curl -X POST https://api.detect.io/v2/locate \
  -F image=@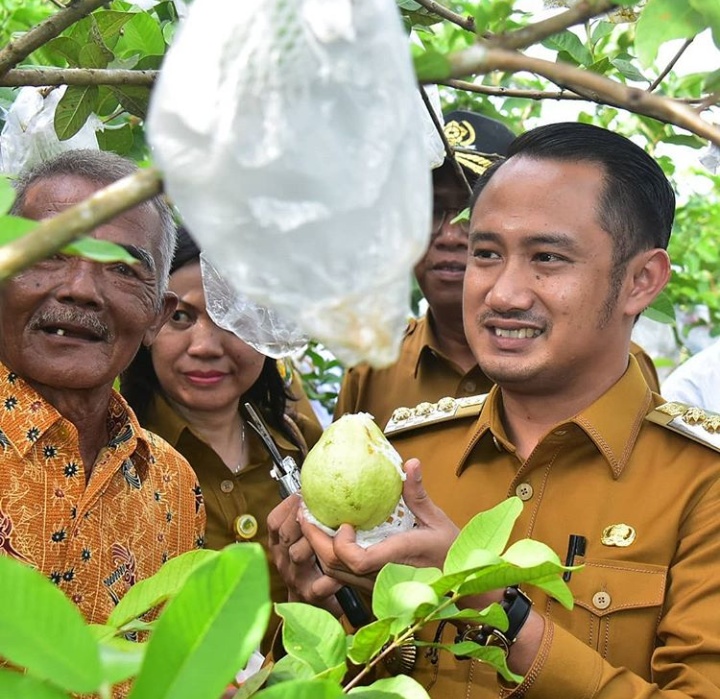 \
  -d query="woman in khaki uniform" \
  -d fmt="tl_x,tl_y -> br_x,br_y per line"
121,229 -> 322,651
